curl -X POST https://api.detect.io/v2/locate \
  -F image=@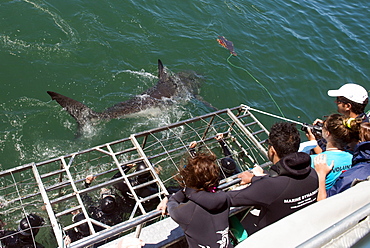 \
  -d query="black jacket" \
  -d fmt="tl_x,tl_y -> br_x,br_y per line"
168,190 -> 233,248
